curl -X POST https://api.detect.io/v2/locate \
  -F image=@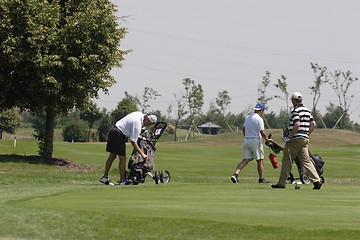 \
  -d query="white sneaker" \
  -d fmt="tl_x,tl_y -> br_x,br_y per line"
119,180 -> 133,185
100,177 -> 114,186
